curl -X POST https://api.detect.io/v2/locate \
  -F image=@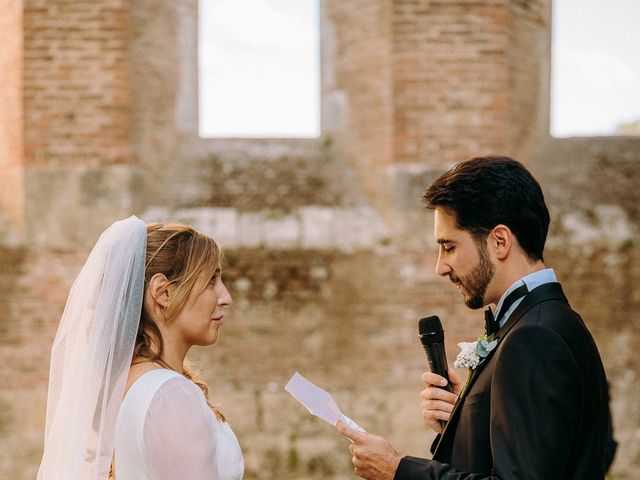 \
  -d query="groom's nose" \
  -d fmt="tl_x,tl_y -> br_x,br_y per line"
435,252 -> 451,277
